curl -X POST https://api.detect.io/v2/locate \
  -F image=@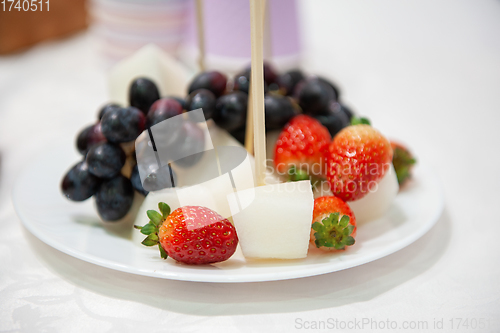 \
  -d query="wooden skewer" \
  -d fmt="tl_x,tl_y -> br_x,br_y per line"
263,0 -> 273,60
195,0 -> 205,71
246,0 -> 269,155
249,0 -> 267,186
244,86 -> 254,154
